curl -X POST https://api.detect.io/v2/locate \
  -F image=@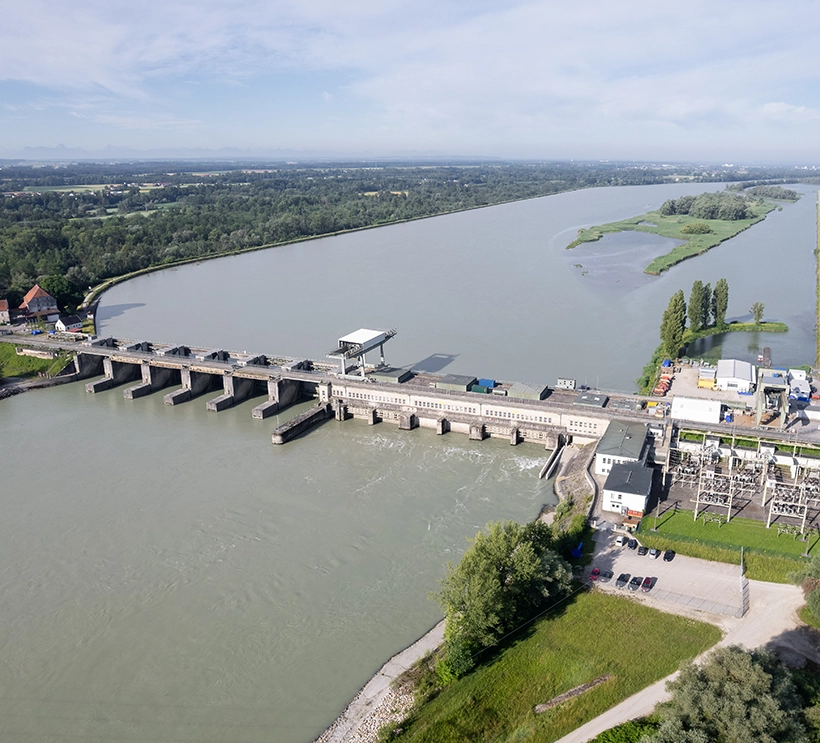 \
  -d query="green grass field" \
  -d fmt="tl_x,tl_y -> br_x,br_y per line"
566,201 -> 776,275
0,342 -> 70,379
638,509 -> 815,582
393,591 -> 720,743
